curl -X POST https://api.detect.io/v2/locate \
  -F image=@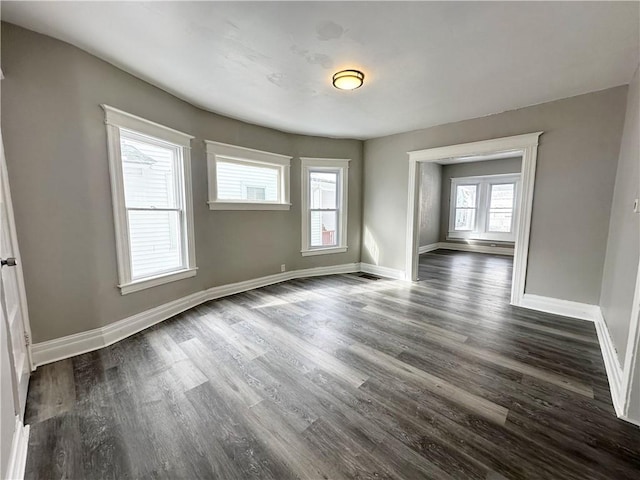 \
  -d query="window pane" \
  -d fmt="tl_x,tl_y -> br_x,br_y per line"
246,186 -> 266,200
217,161 -> 279,201
310,171 -> 337,209
456,185 -> 477,208
121,134 -> 178,209
310,211 -> 338,247
454,208 -> 475,231
488,212 -> 513,232
128,210 -> 182,279
490,183 -> 514,209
